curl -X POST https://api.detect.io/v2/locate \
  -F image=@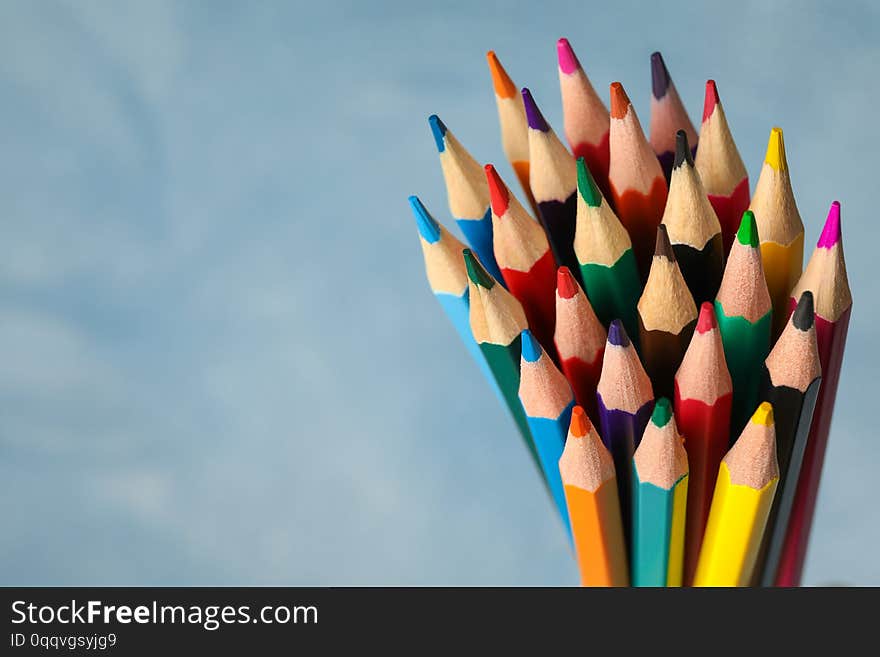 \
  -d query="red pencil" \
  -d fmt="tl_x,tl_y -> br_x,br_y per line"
608,81 -> 668,278
557,37 -> 611,200
674,301 -> 732,586
554,266 -> 606,424
486,163 -> 558,358
775,201 -> 852,586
